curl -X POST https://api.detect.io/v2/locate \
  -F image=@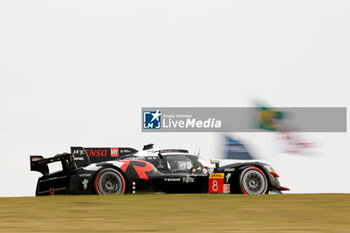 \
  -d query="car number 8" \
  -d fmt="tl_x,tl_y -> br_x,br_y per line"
212,180 -> 219,191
